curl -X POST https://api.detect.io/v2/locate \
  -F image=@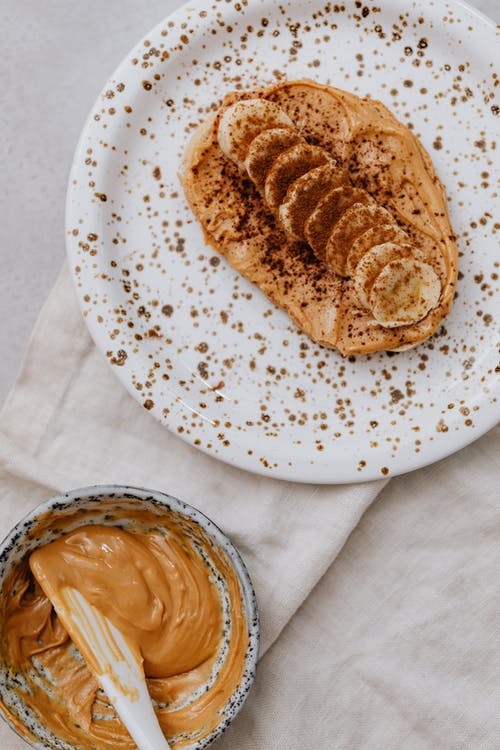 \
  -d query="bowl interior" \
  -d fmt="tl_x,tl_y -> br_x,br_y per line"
0,487 -> 259,750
